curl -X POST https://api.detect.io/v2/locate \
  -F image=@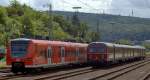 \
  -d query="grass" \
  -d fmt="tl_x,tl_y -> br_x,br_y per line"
0,57 -> 6,69
0,61 -> 6,69
146,52 -> 150,57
